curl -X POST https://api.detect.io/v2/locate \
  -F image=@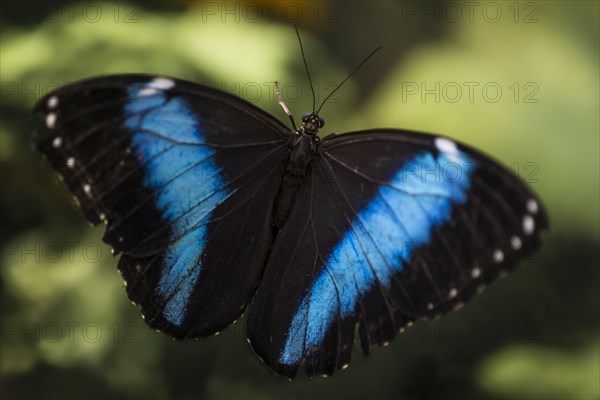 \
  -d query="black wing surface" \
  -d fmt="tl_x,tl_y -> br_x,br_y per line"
34,75 -> 292,337
248,129 -> 548,378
